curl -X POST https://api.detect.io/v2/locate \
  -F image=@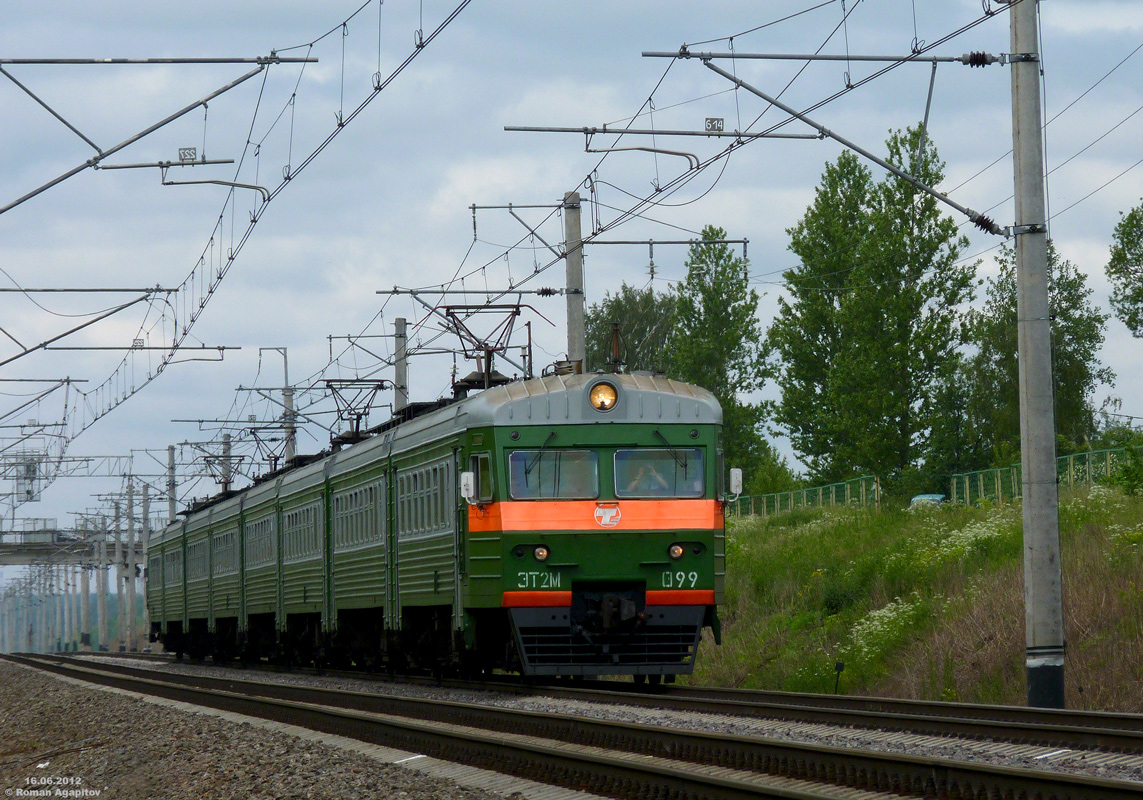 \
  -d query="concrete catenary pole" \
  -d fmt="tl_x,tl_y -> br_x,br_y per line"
168,445 -> 178,526
221,434 -> 232,493
36,569 -> 43,652
114,502 -> 125,651
63,563 -> 73,651
394,317 -> 408,413
562,191 -> 585,371
98,517 -> 109,651
80,560 -> 91,652
141,483 -> 151,650
25,587 -> 32,652
26,582 -> 34,652
34,570 -> 41,652
70,564 -> 79,650
39,568 -> 48,652
1010,0 -> 1065,708
126,479 -> 137,652
54,565 -> 63,651
18,589 -> 26,652
72,565 -> 81,650
282,351 -> 296,465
